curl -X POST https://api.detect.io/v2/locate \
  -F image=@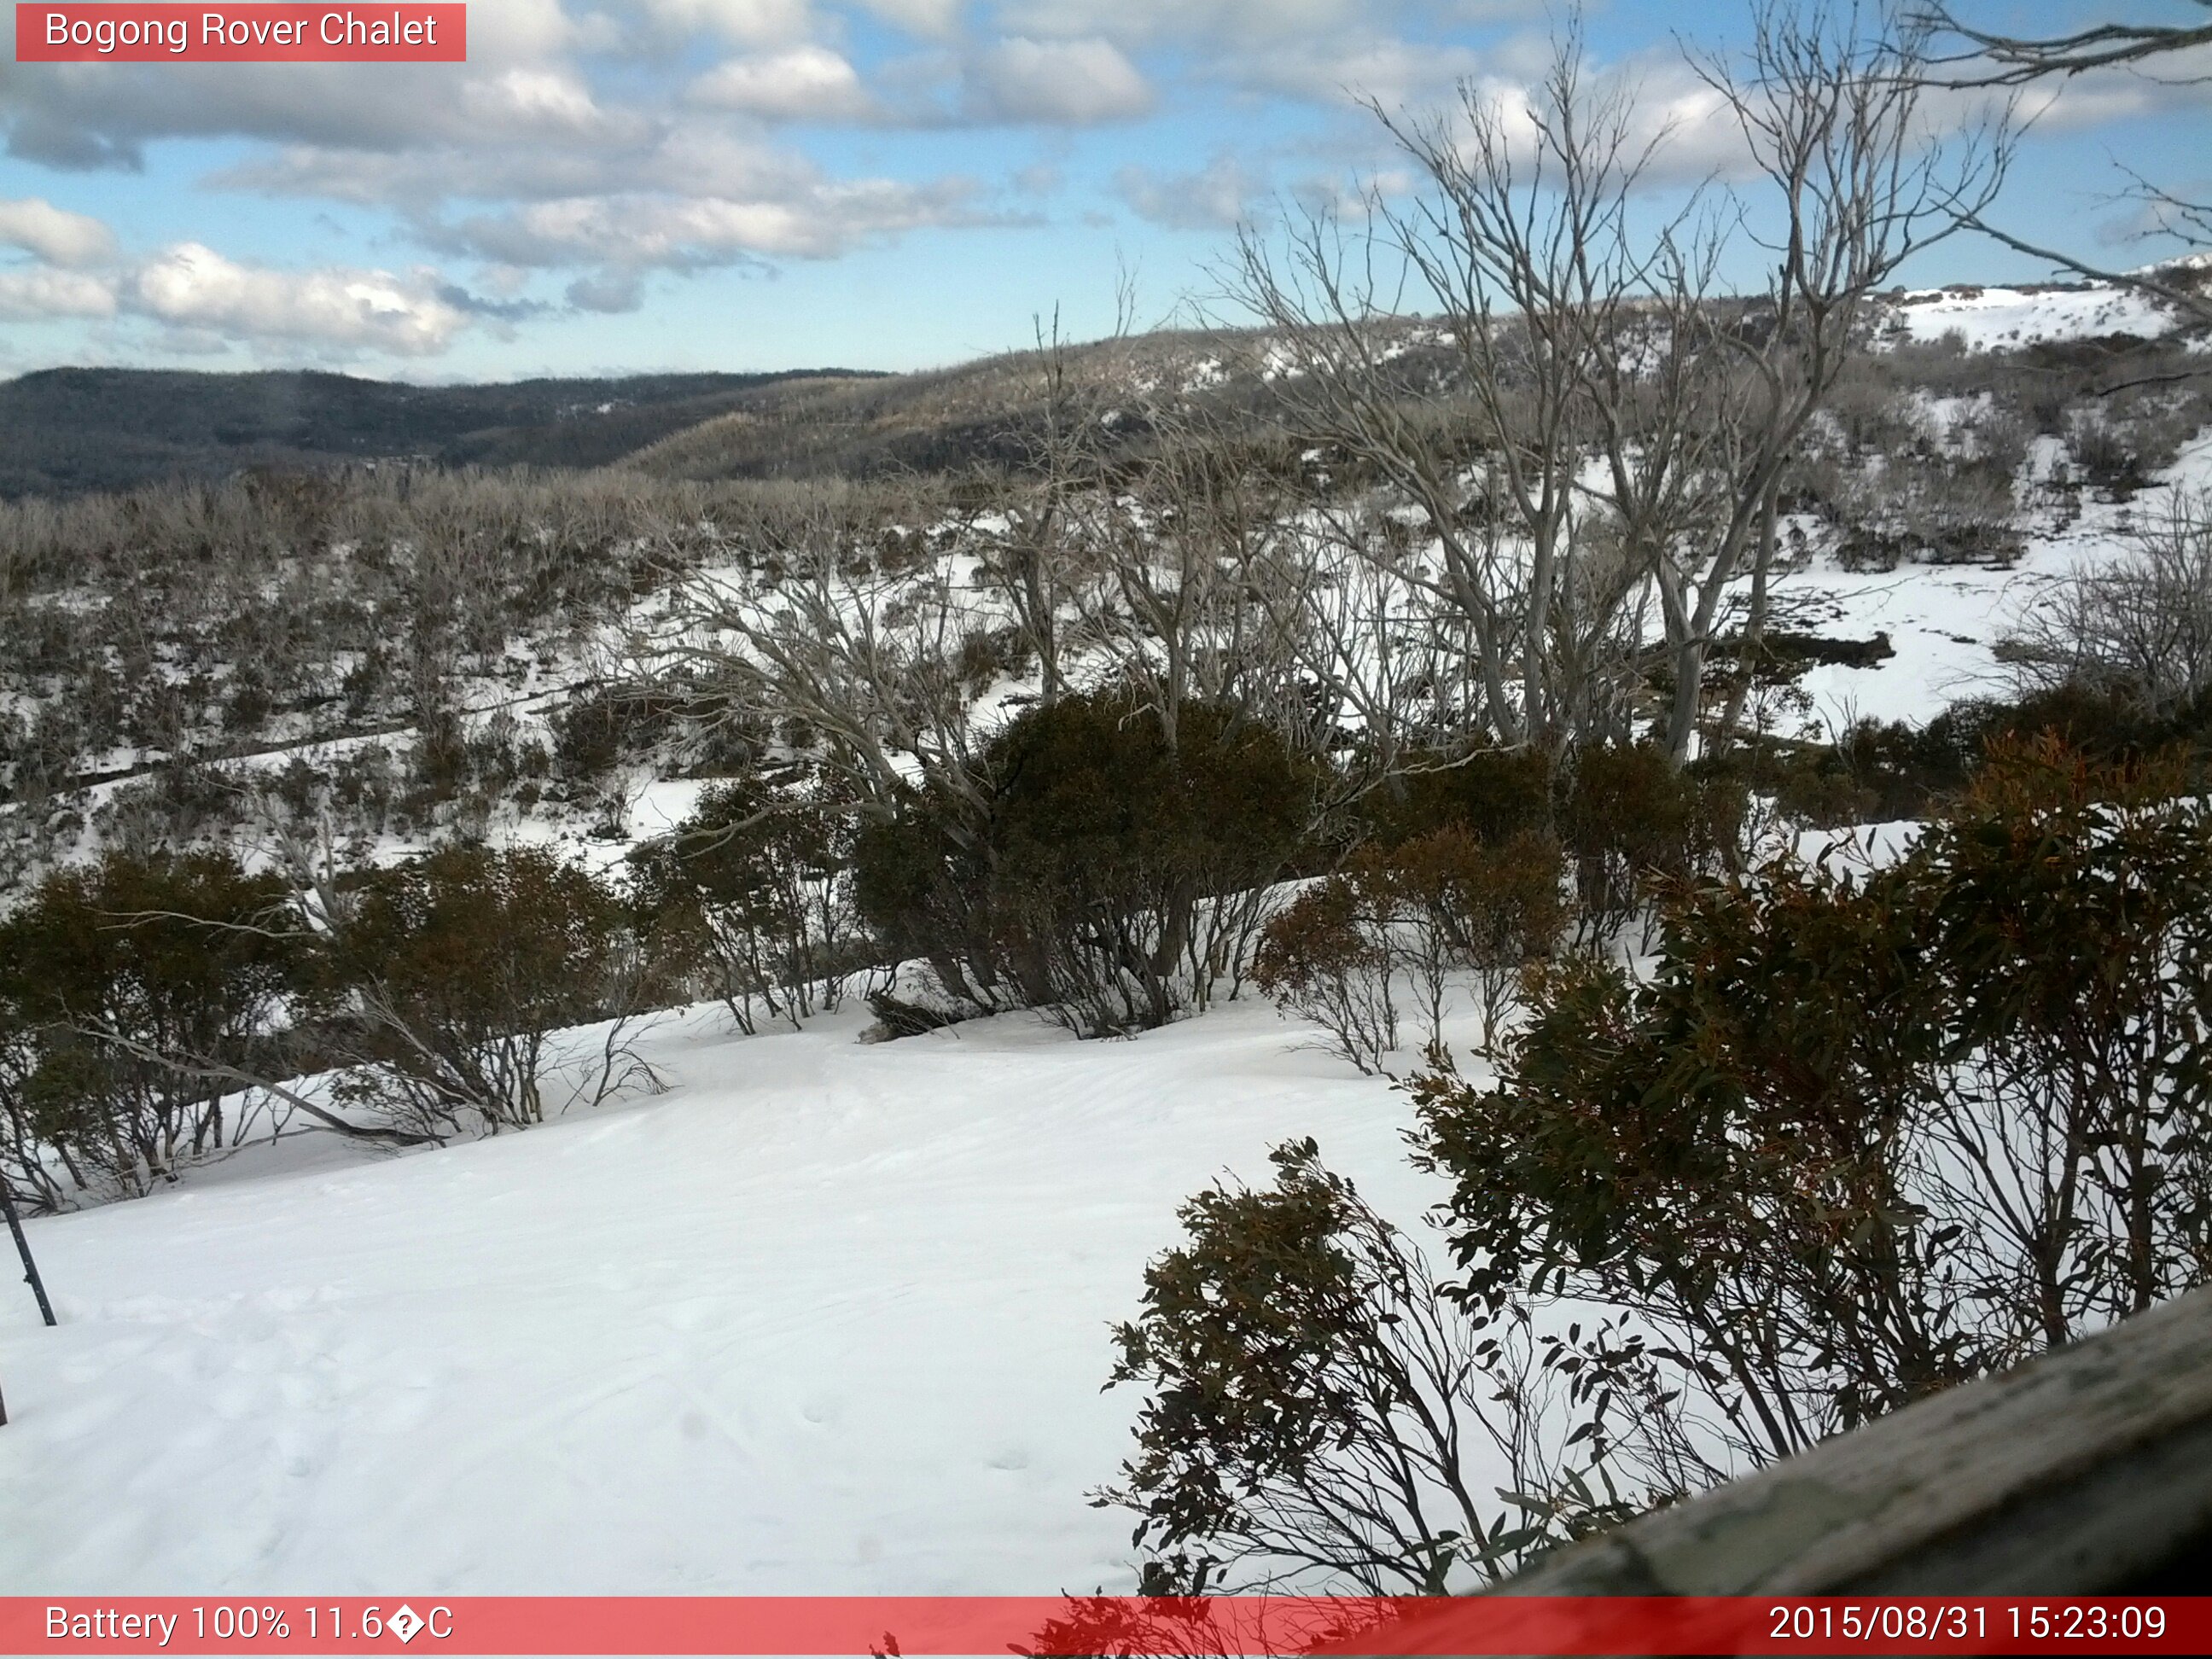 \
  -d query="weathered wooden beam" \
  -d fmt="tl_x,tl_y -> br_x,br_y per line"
1478,1284 -> 2212,1597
